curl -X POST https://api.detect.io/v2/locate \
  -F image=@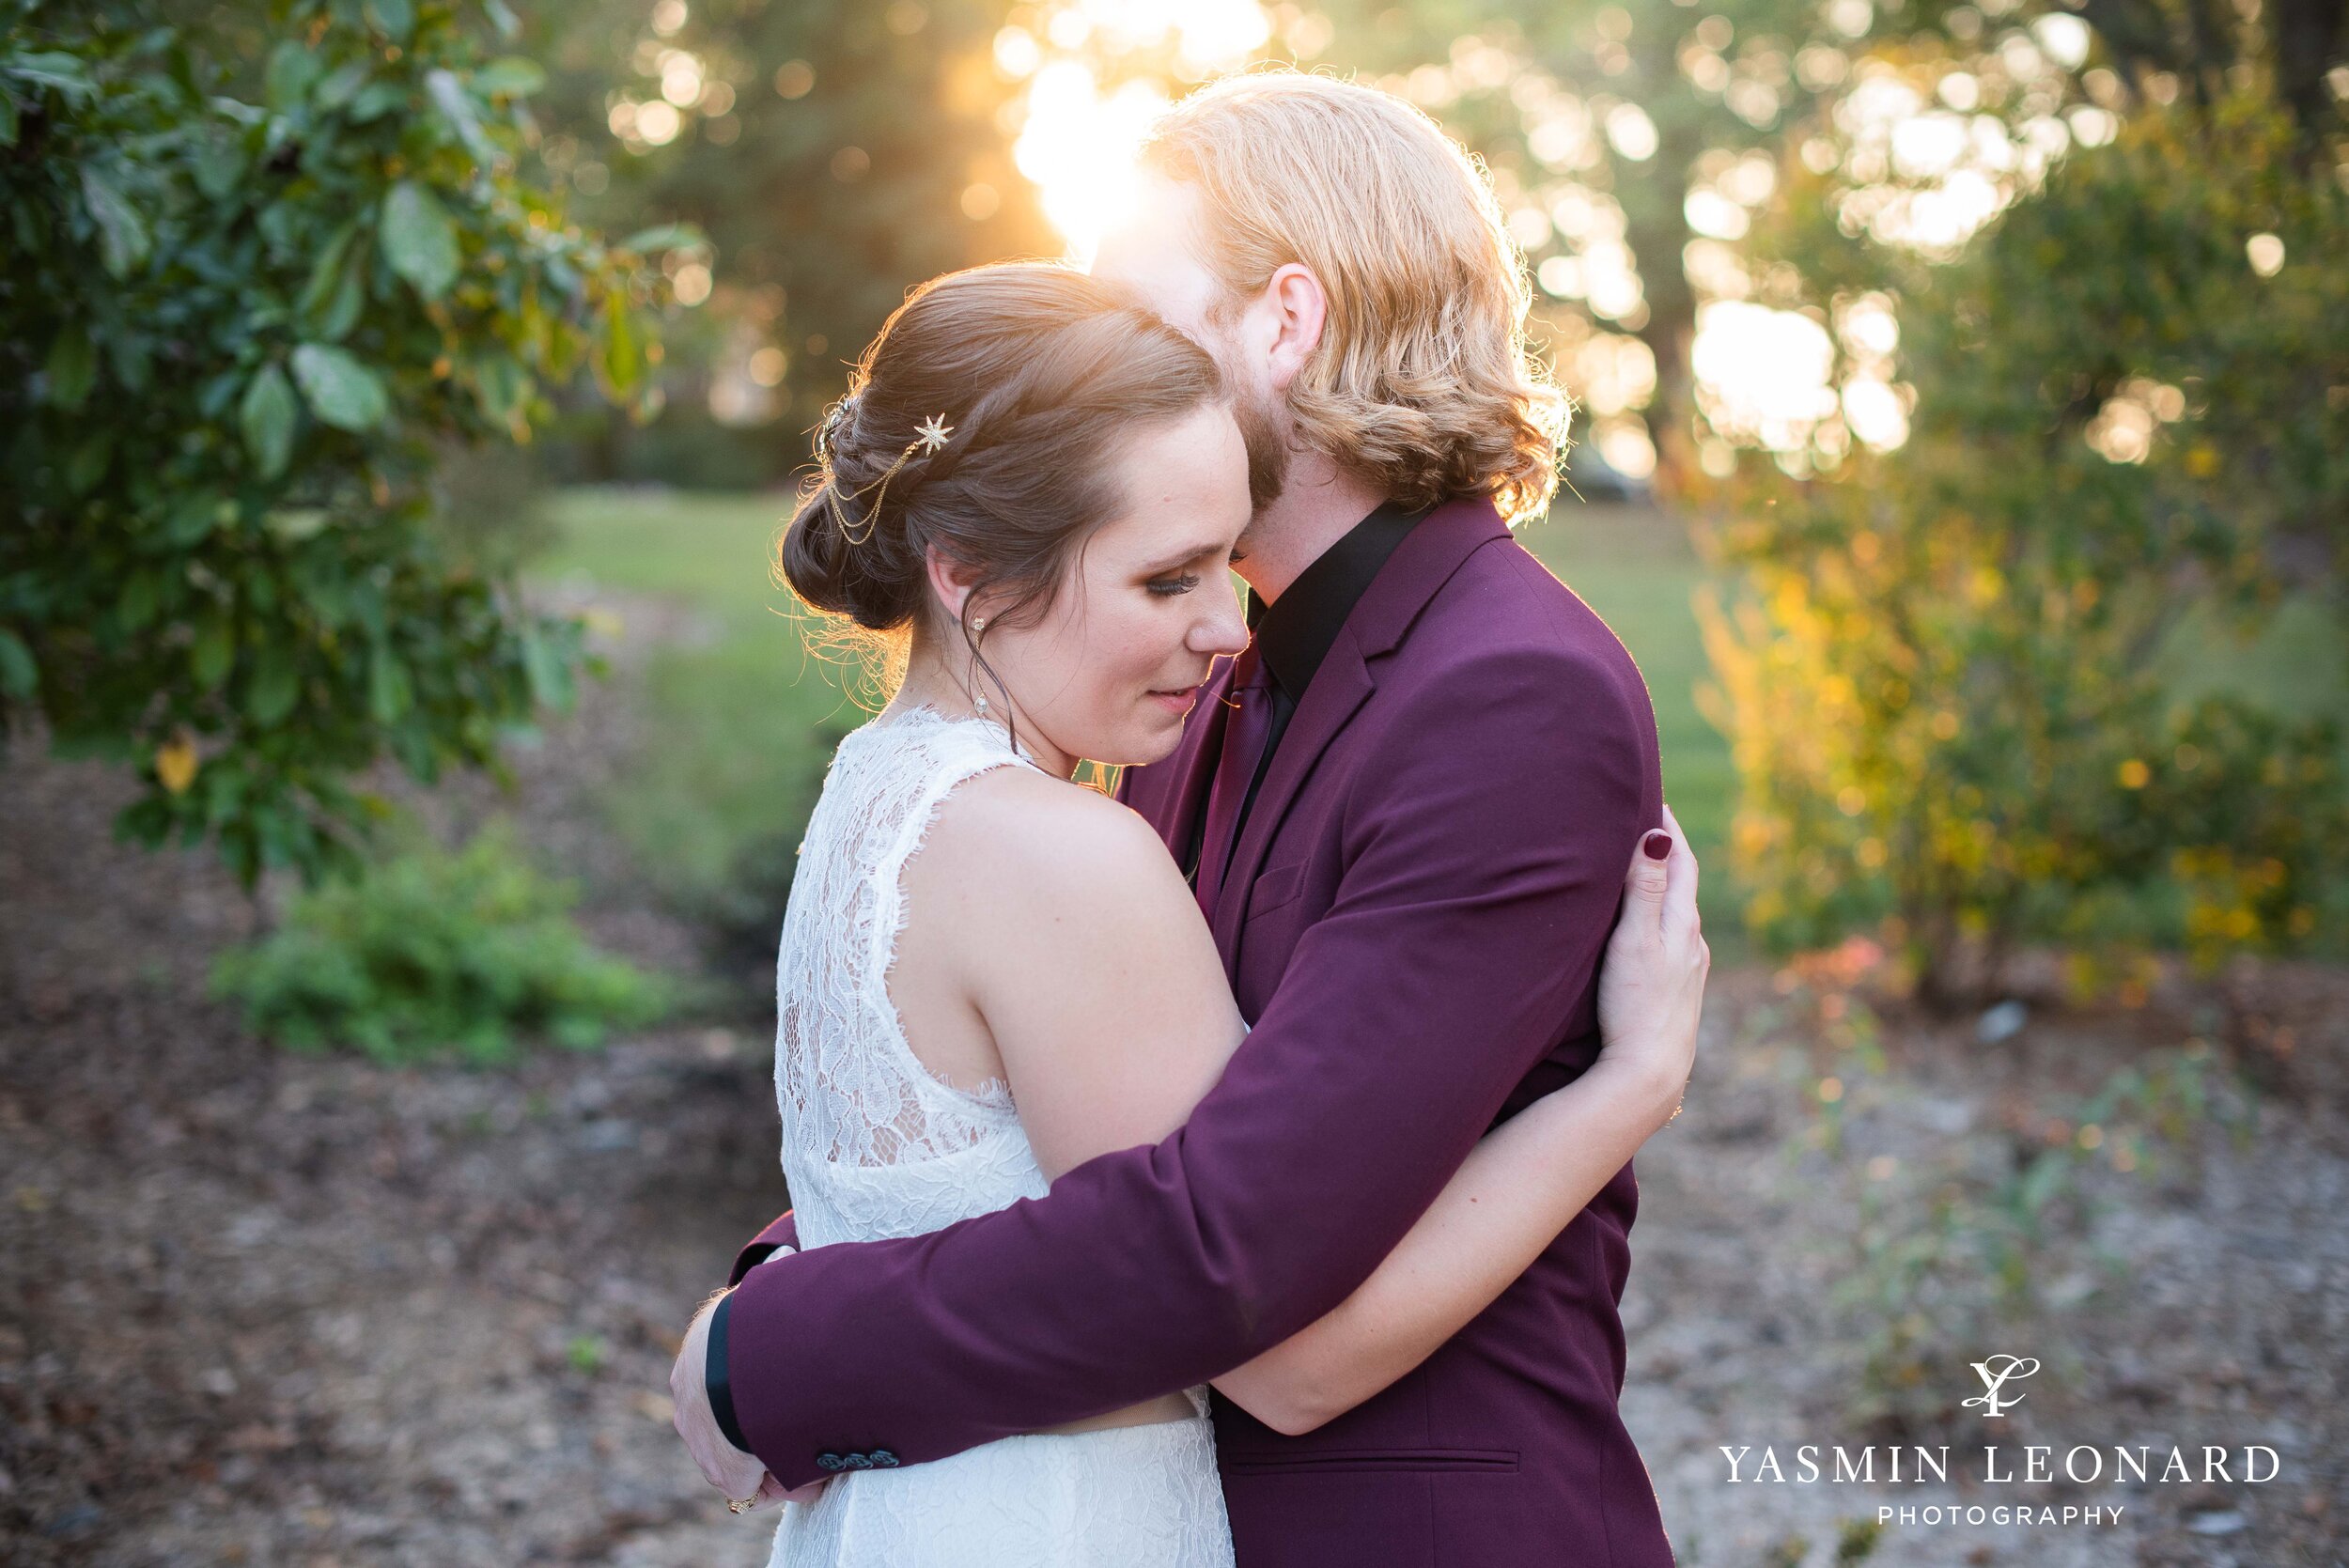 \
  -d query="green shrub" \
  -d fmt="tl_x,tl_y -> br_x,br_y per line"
211,822 -> 668,1064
